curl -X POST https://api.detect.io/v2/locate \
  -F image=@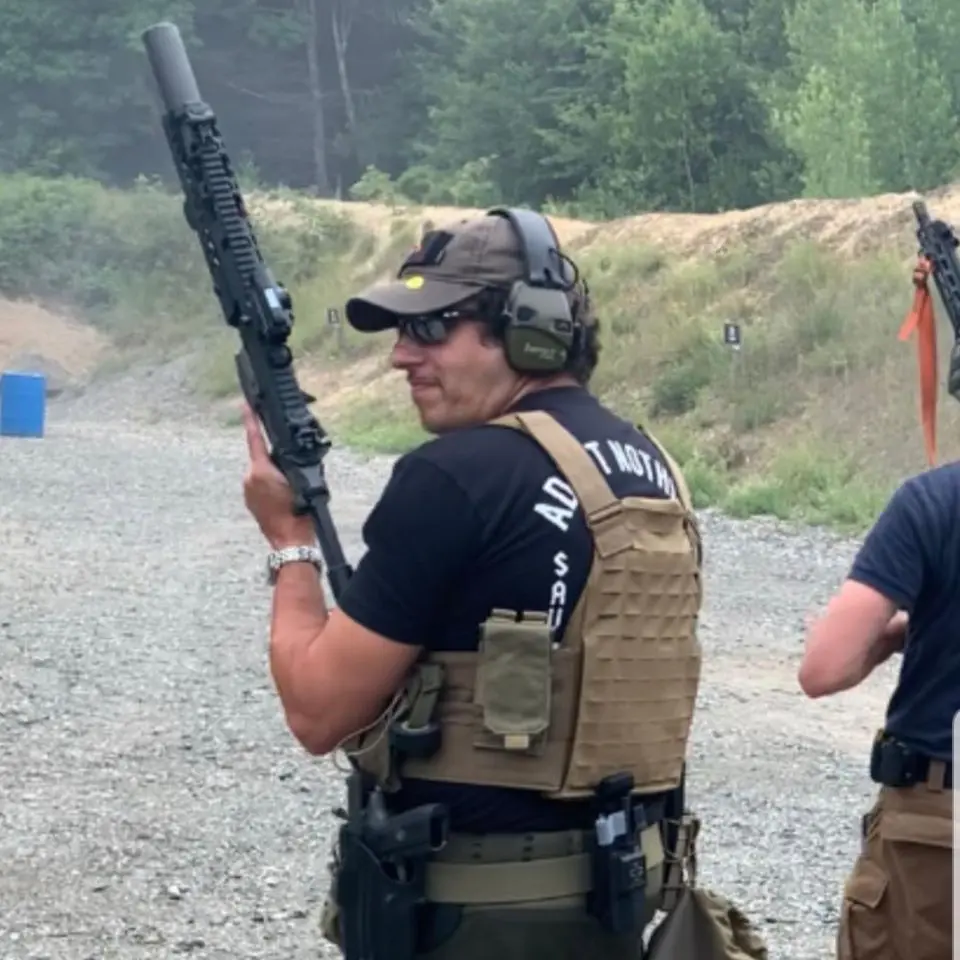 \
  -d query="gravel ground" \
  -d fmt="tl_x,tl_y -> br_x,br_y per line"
1,359 -> 900,960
